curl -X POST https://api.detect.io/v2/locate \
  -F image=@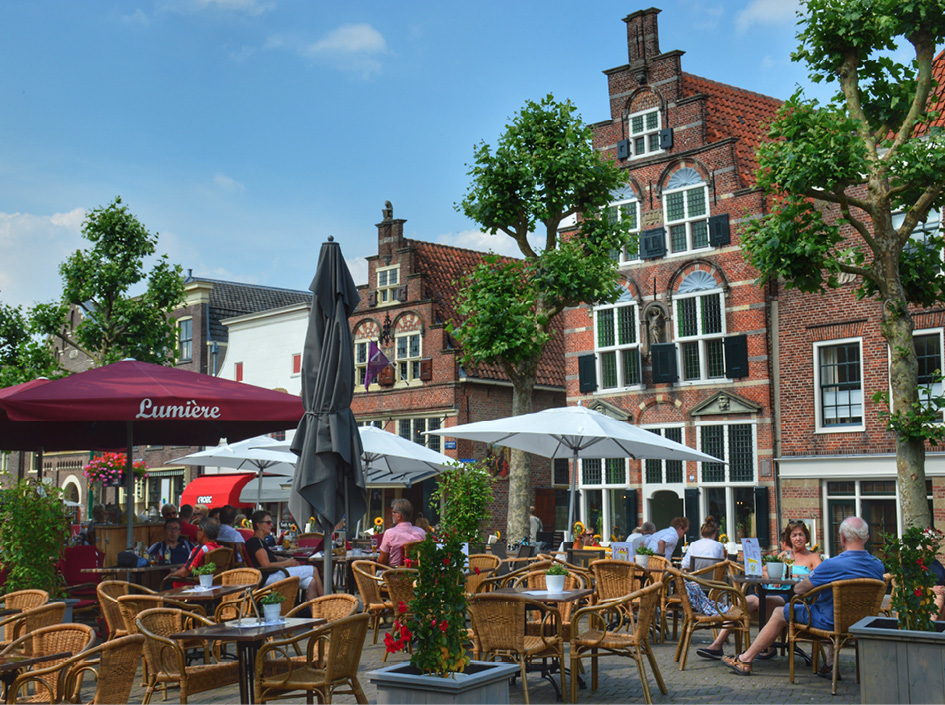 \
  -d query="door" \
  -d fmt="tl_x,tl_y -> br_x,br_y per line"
649,490 -> 683,531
